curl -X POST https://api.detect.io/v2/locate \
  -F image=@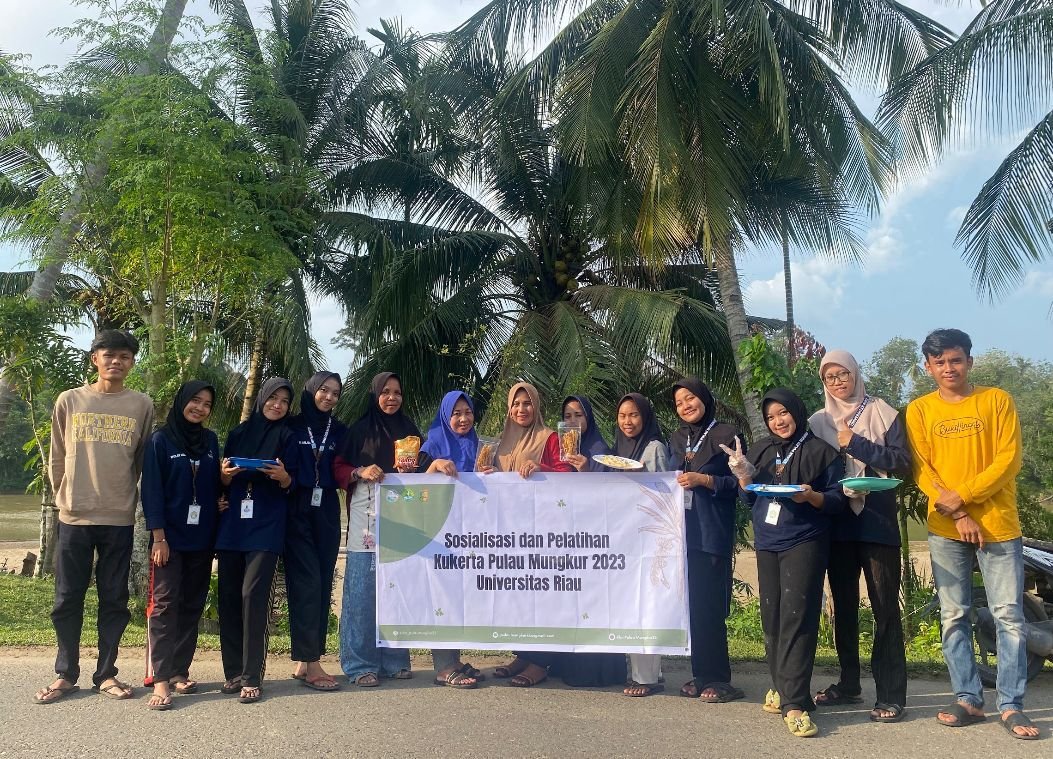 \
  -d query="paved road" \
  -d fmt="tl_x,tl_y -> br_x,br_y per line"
1,649 -> 1050,757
